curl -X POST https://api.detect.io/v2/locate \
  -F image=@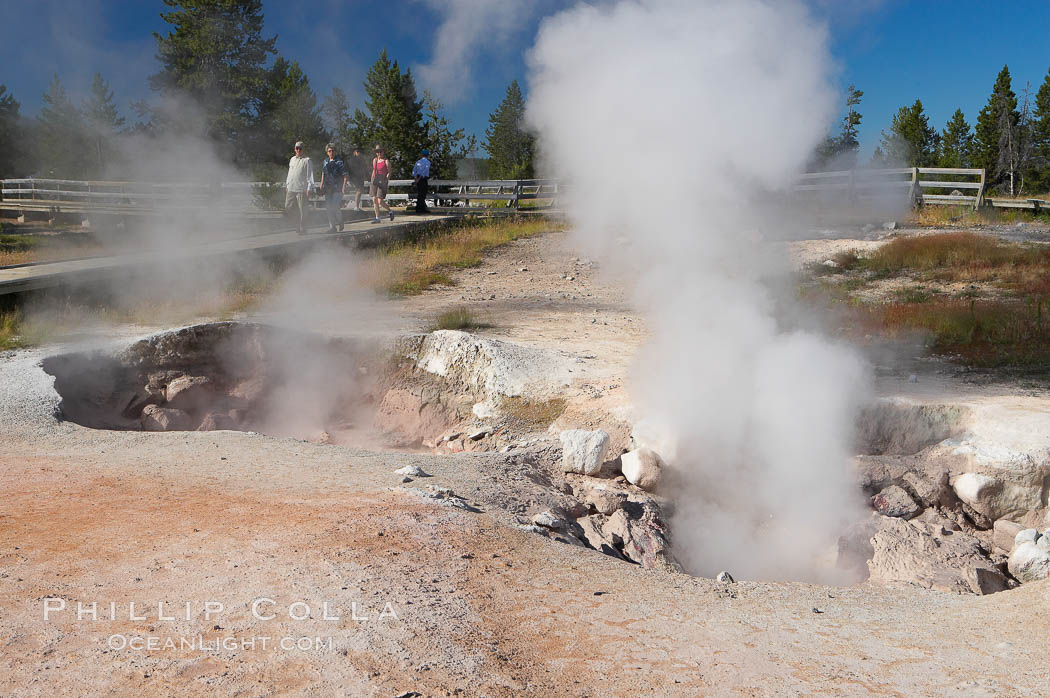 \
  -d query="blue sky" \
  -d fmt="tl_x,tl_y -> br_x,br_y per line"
1,0 -> 1048,159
